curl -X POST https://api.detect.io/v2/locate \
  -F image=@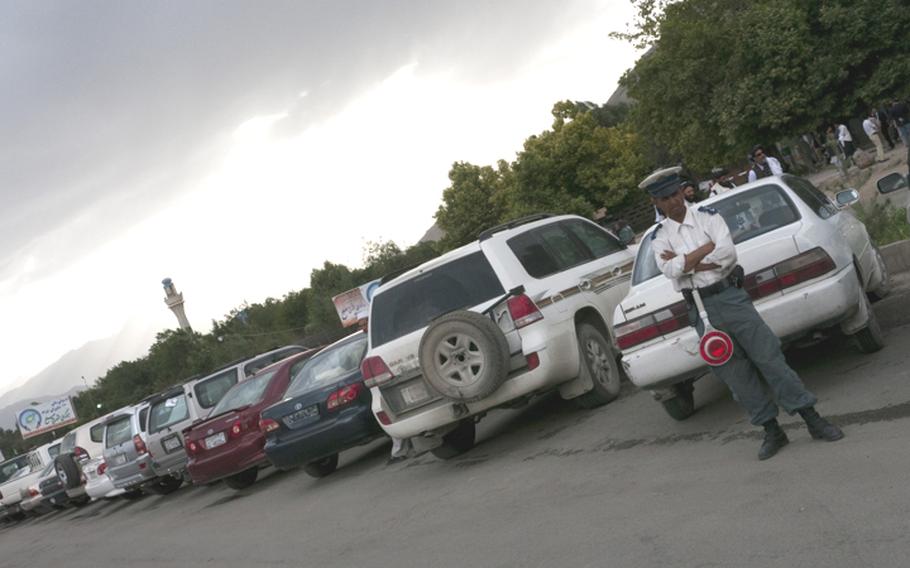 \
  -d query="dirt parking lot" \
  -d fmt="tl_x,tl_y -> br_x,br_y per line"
2,274 -> 910,568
